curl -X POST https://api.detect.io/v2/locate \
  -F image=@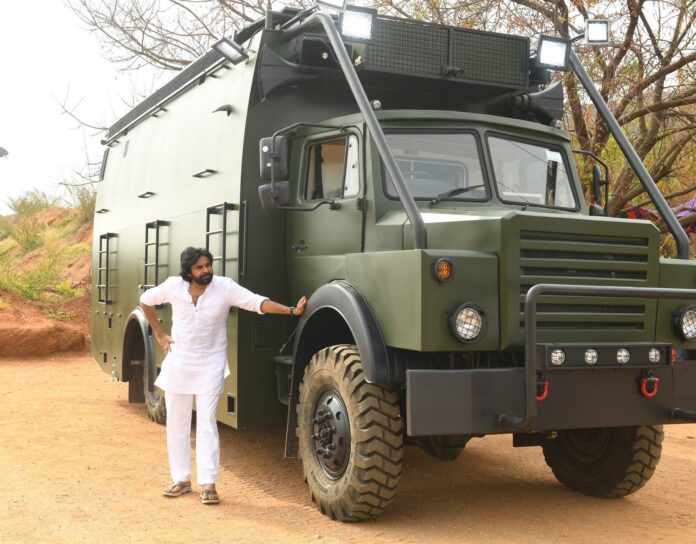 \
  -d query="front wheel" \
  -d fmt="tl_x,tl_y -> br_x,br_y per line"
297,345 -> 404,521
542,425 -> 663,498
